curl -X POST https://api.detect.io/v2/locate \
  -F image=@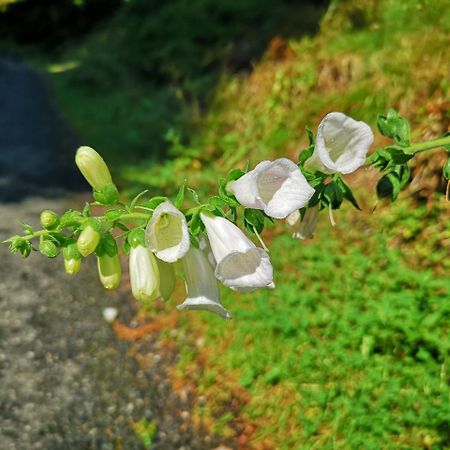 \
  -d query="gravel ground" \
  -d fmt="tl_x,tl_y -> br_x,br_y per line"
0,198 -> 230,449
